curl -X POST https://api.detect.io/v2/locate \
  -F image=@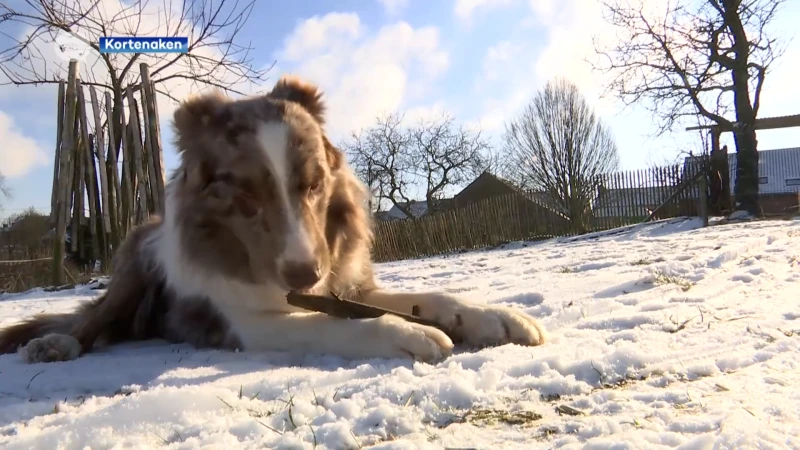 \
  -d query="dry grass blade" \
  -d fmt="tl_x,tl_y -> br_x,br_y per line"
555,404 -> 586,416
